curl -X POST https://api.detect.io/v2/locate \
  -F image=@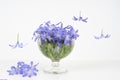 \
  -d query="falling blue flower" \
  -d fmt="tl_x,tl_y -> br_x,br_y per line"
94,29 -> 111,39
7,61 -> 39,78
73,11 -> 88,23
9,41 -> 24,48
9,33 -> 27,48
